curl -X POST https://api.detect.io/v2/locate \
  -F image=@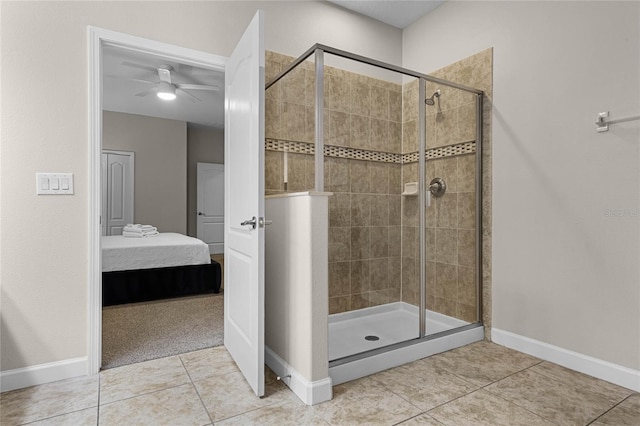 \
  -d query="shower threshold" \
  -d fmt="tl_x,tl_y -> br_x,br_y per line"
328,302 -> 483,385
